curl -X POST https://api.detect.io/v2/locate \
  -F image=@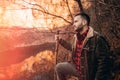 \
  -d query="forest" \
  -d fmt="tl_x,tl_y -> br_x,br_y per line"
0,0 -> 120,80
